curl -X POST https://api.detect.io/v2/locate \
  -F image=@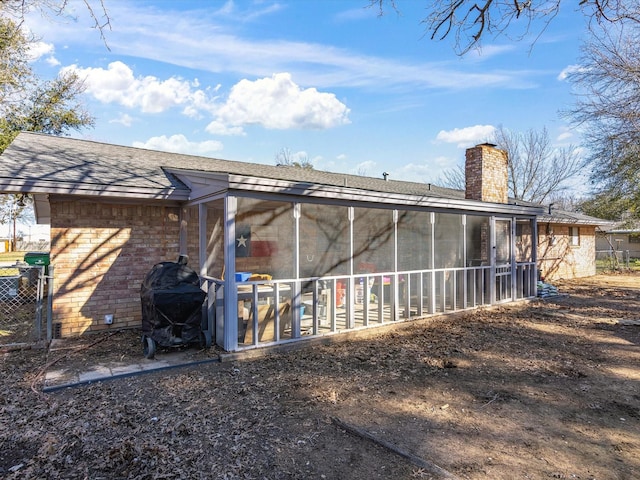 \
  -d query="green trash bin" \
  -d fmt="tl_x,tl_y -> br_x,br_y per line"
23,252 -> 50,274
